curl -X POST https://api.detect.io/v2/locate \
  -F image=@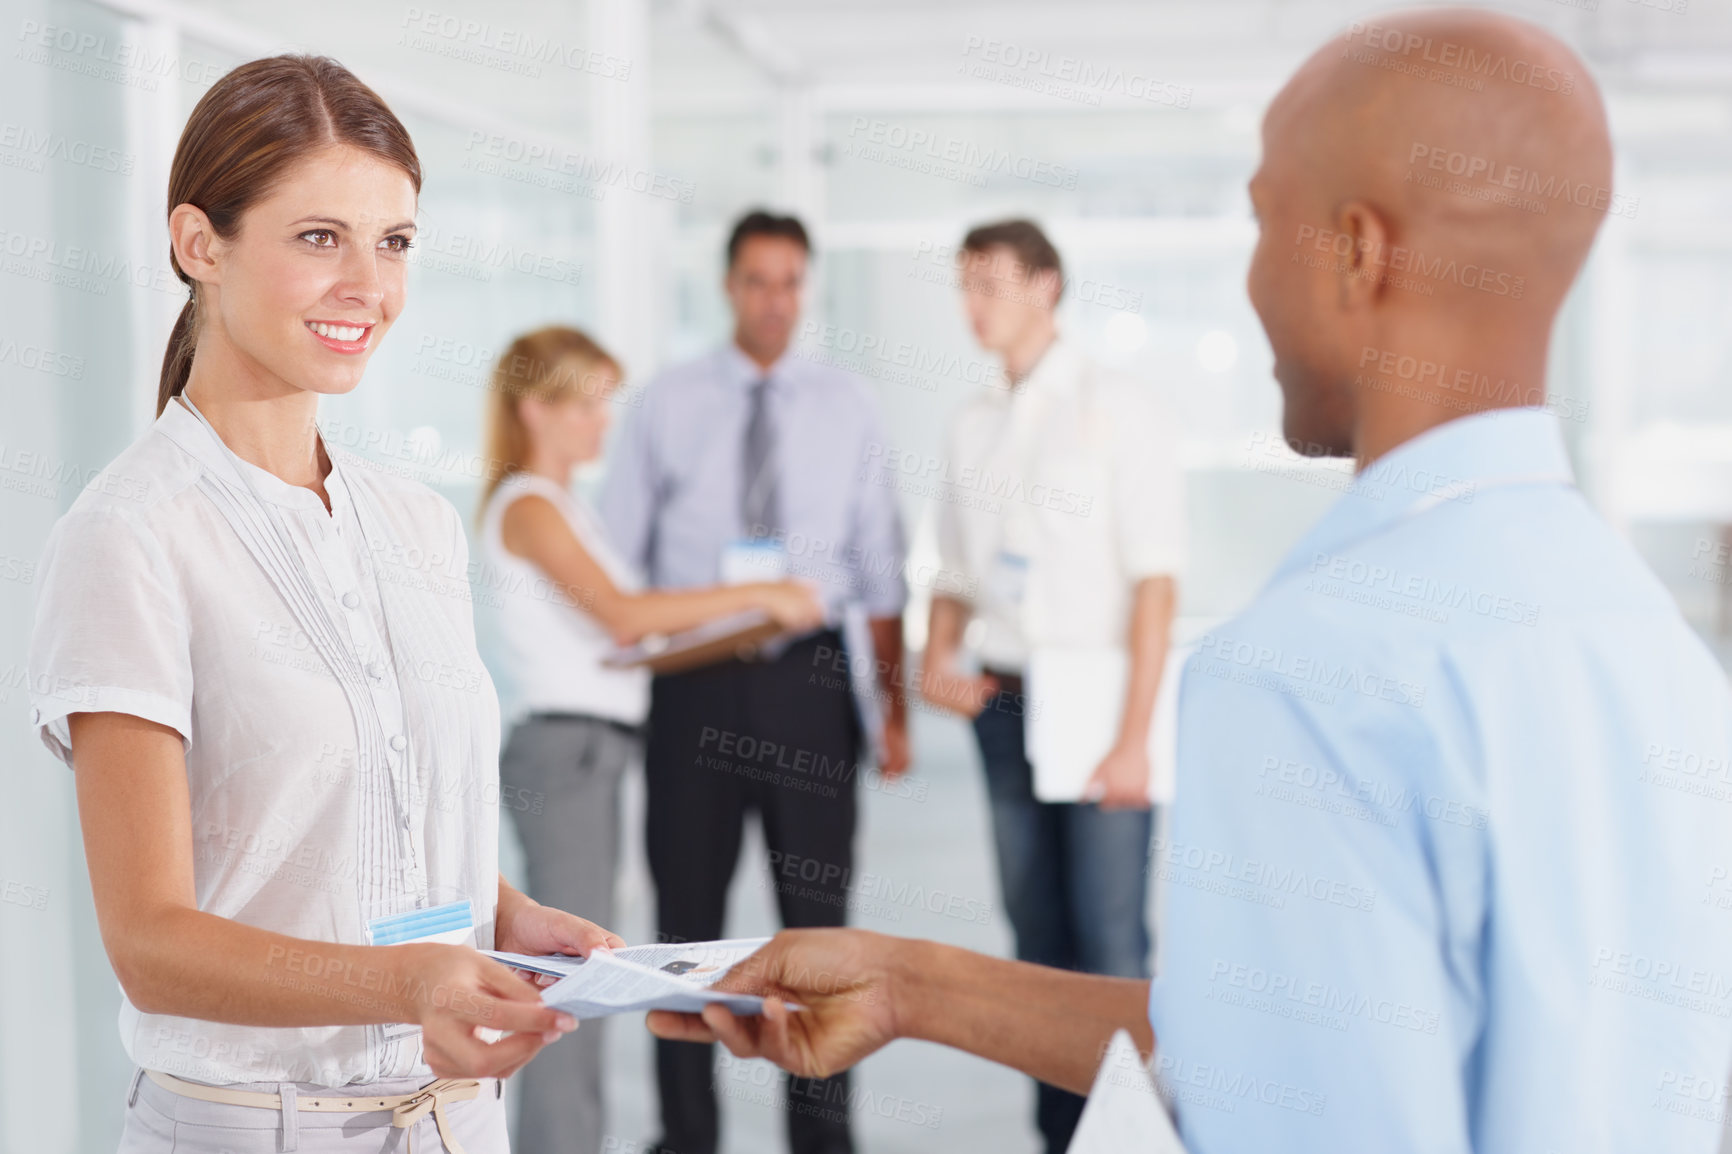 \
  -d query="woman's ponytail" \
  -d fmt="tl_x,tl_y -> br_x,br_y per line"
153,54 -> 421,418
156,294 -> 196,417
